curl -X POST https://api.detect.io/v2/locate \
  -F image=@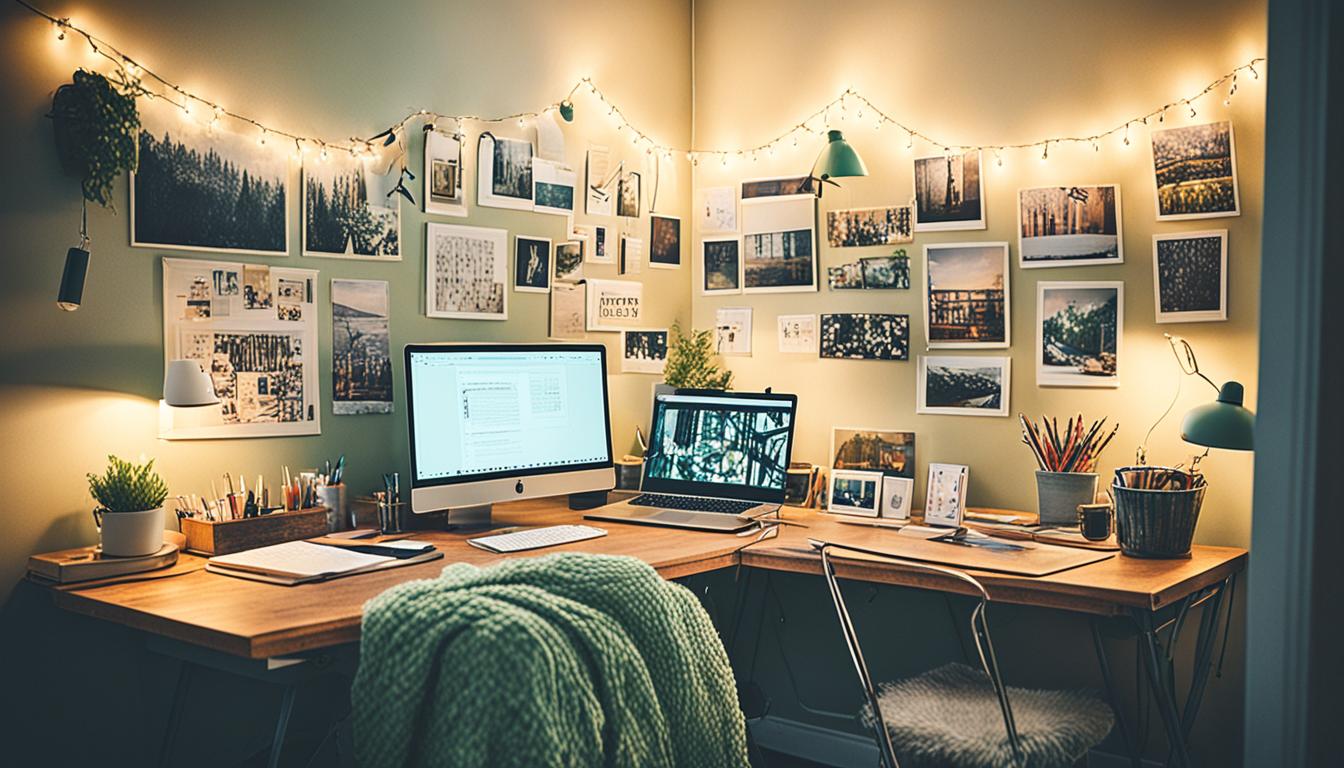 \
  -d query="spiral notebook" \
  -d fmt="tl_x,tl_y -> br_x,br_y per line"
206,540 -> 441,585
